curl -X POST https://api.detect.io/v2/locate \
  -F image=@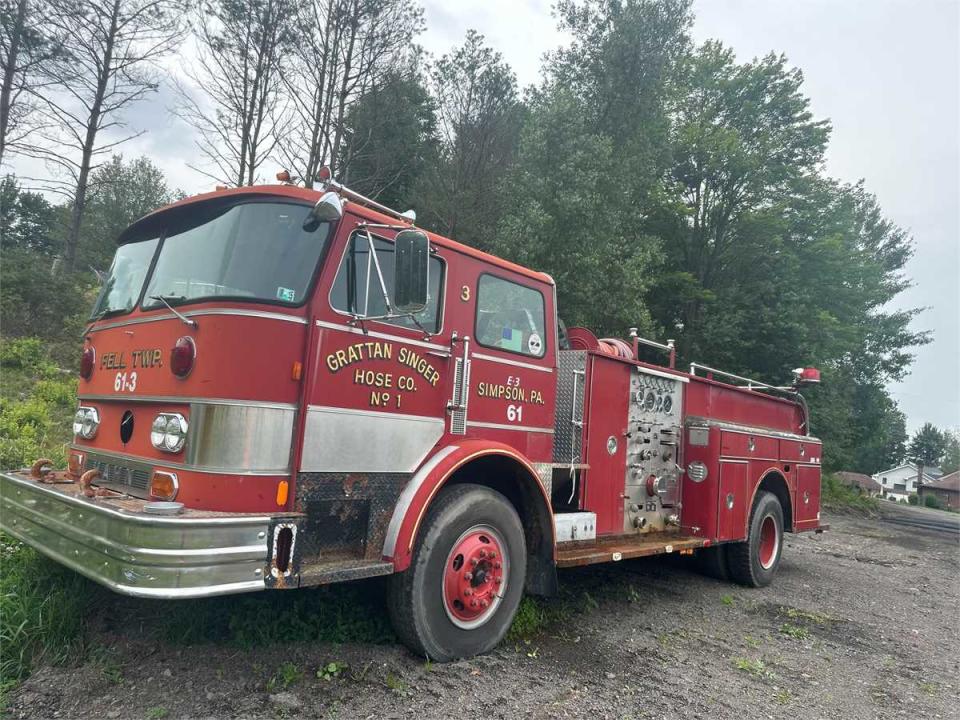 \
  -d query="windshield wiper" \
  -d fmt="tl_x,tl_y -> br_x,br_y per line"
149,295 -> 198,328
